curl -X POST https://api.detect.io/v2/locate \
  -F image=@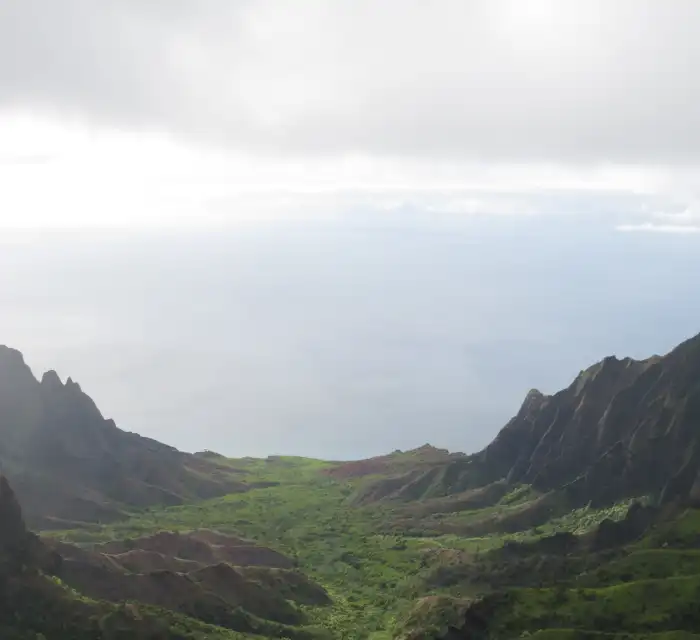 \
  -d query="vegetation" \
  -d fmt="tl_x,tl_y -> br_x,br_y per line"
6,328 -> 700,638
47,456 -> 700,640
54,457 -> 429,639
487,574 -> 700,636
0,566 -> 257,640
